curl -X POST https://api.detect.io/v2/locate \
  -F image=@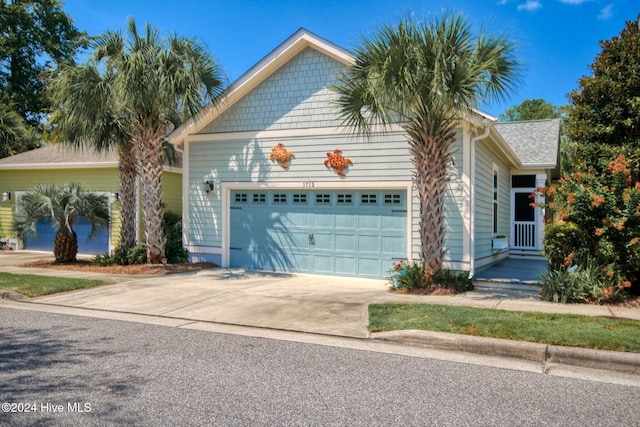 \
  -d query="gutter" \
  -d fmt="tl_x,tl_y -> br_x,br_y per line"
469,121 -> 492,275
